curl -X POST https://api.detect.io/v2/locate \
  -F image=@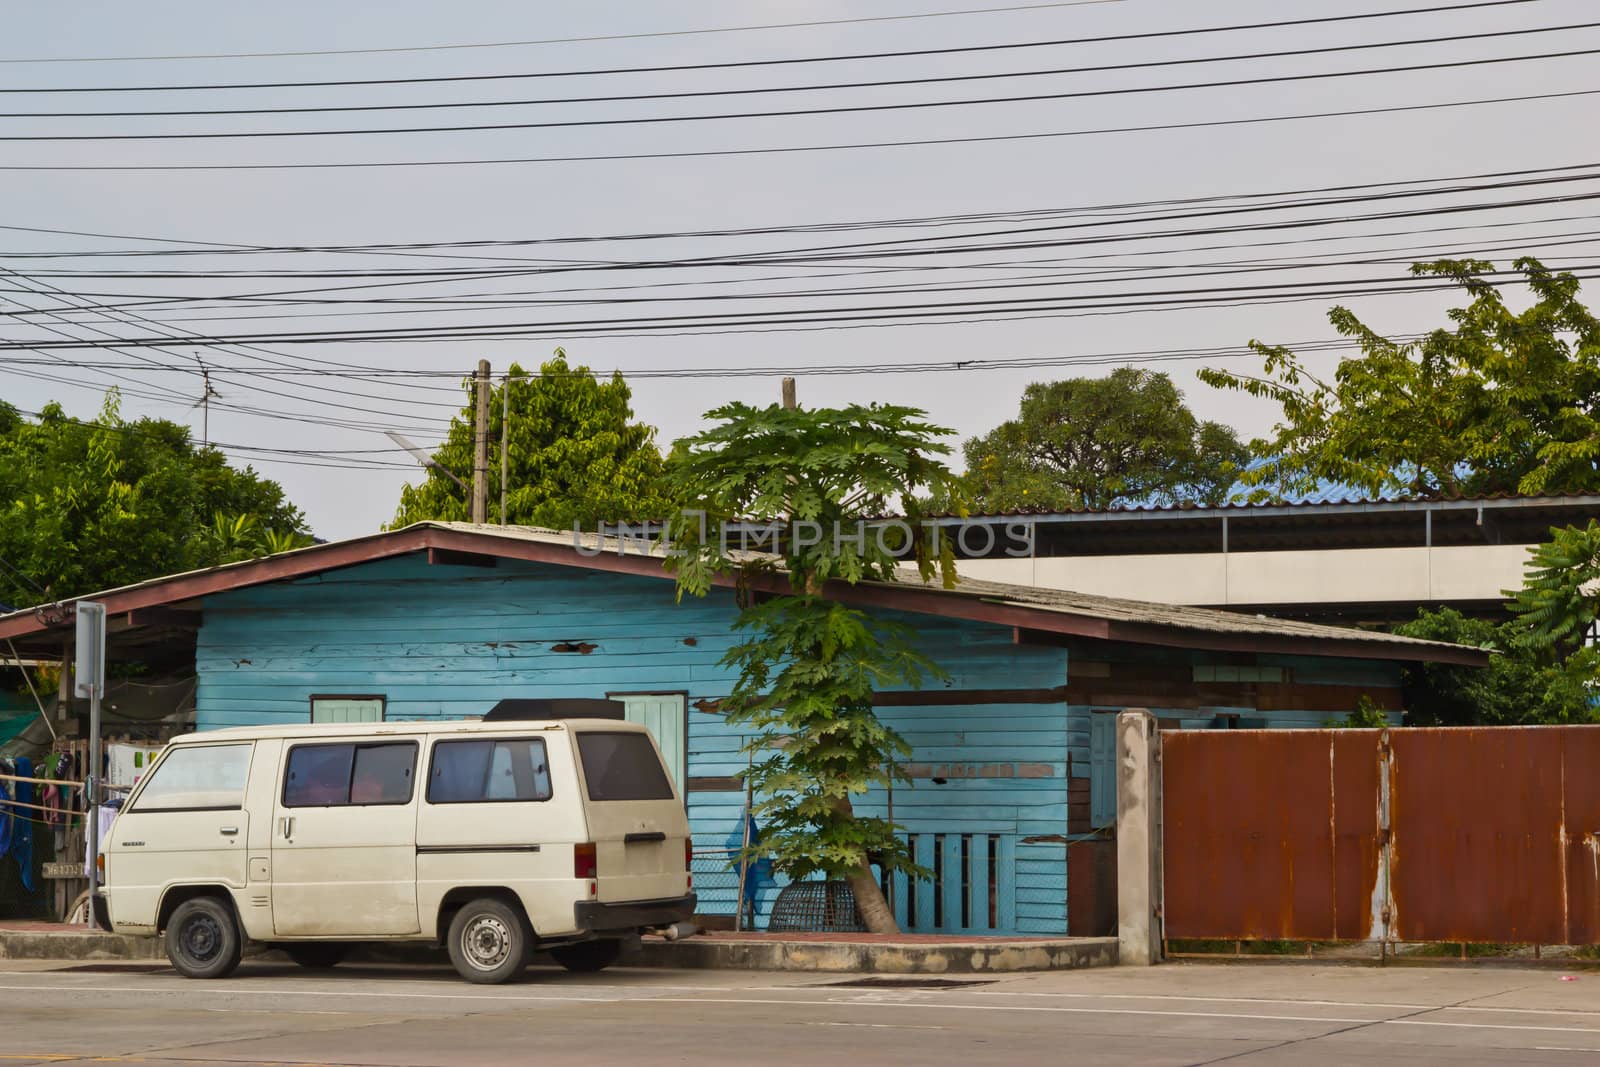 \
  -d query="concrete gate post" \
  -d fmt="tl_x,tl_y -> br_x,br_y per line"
1116,709 -> 1162,965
